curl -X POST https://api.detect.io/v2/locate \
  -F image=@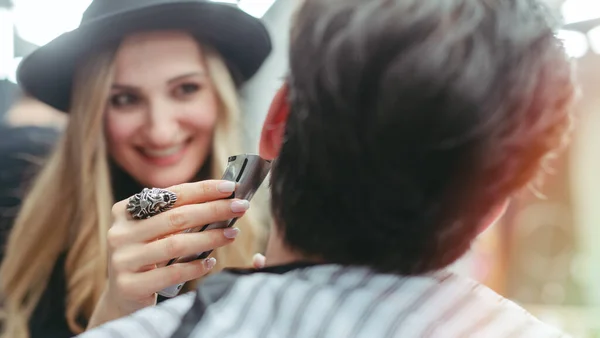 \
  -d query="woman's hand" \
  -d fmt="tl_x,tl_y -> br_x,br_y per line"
88,180 -> 249,328
252,253 -> 266,269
